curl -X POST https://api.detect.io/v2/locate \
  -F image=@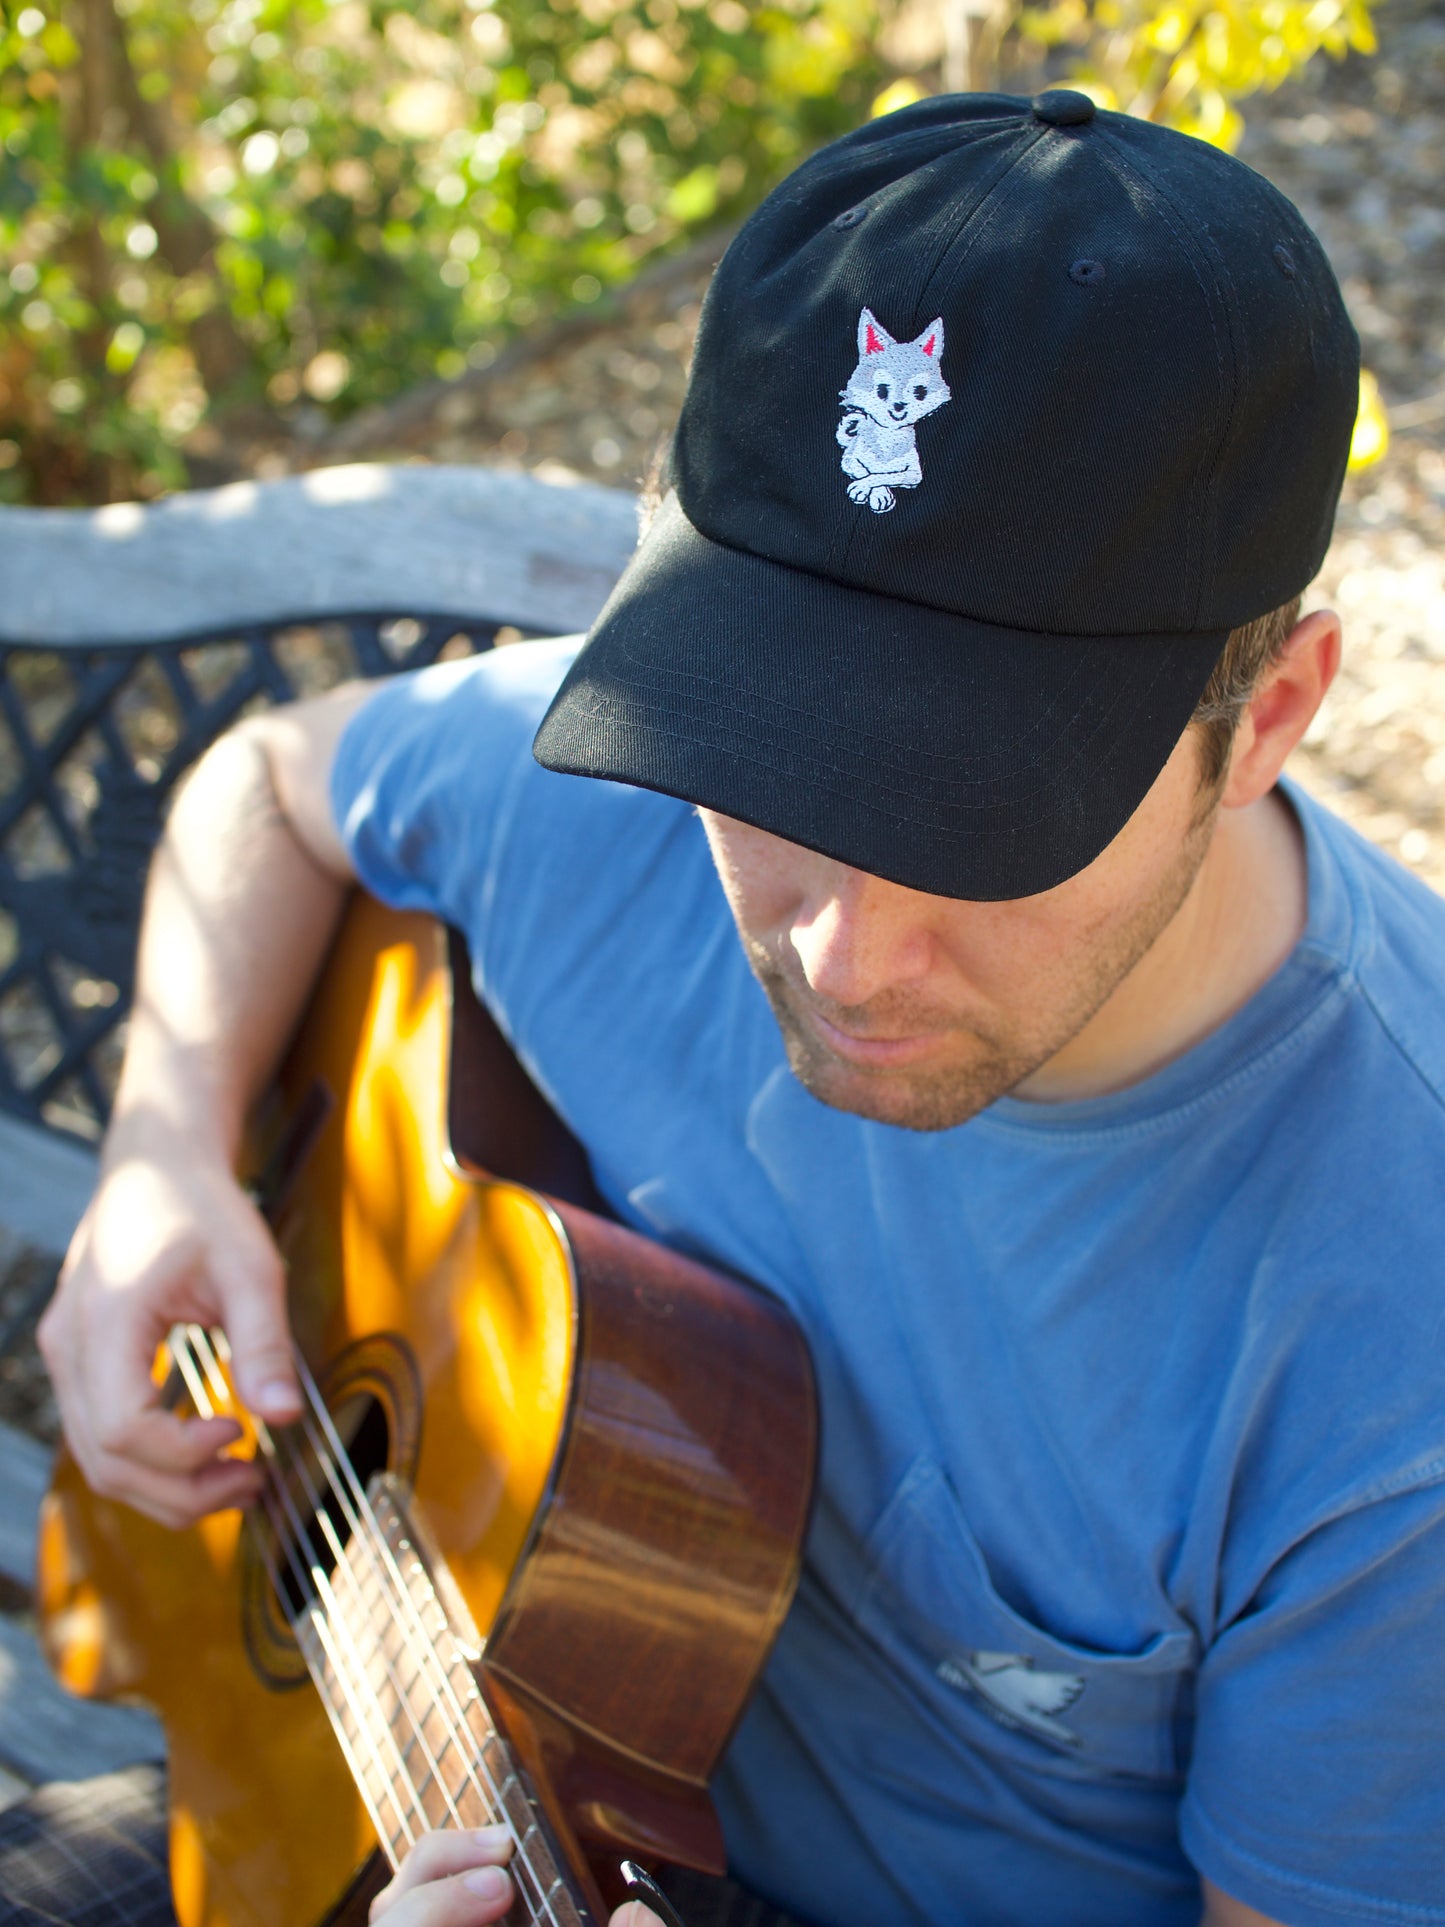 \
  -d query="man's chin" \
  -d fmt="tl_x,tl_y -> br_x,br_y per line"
778,1026 -> 1025,1133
